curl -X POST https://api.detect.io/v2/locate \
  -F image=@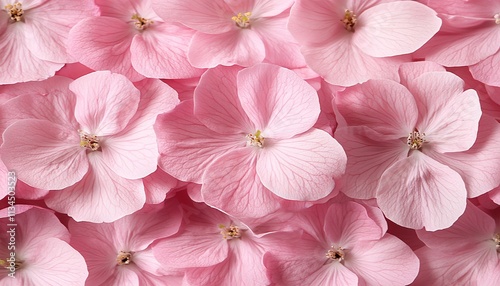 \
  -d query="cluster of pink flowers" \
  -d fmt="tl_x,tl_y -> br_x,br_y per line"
0,0 -> 499,285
